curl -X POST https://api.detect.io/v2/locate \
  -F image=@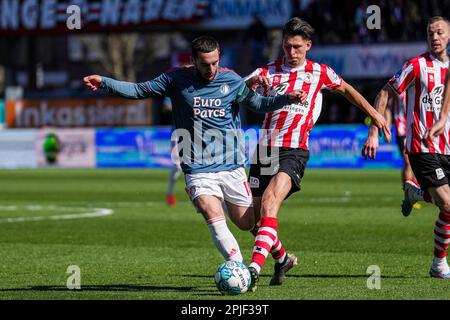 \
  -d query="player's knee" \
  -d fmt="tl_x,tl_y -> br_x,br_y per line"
235,217 -> 255,231
440,202 -> 450,213
434,195 -> 450,213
